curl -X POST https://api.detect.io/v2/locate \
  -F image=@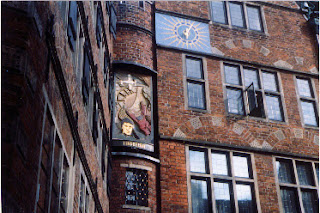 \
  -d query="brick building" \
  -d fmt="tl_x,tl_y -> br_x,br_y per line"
1,1 -> 319,213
